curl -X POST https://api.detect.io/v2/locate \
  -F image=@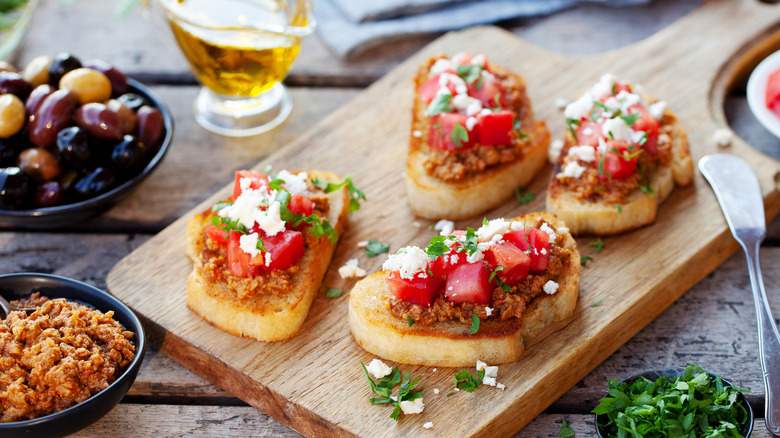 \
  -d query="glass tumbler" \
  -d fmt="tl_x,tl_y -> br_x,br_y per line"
158,0 -> 316,137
